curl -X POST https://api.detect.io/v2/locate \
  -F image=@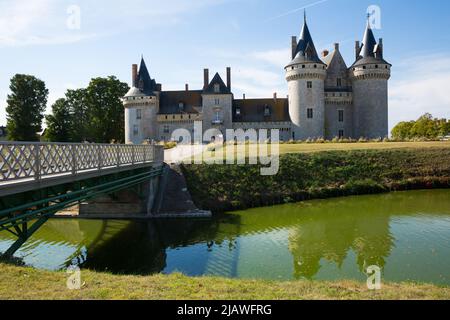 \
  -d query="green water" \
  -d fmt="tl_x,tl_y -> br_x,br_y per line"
1,190 -> 450,284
